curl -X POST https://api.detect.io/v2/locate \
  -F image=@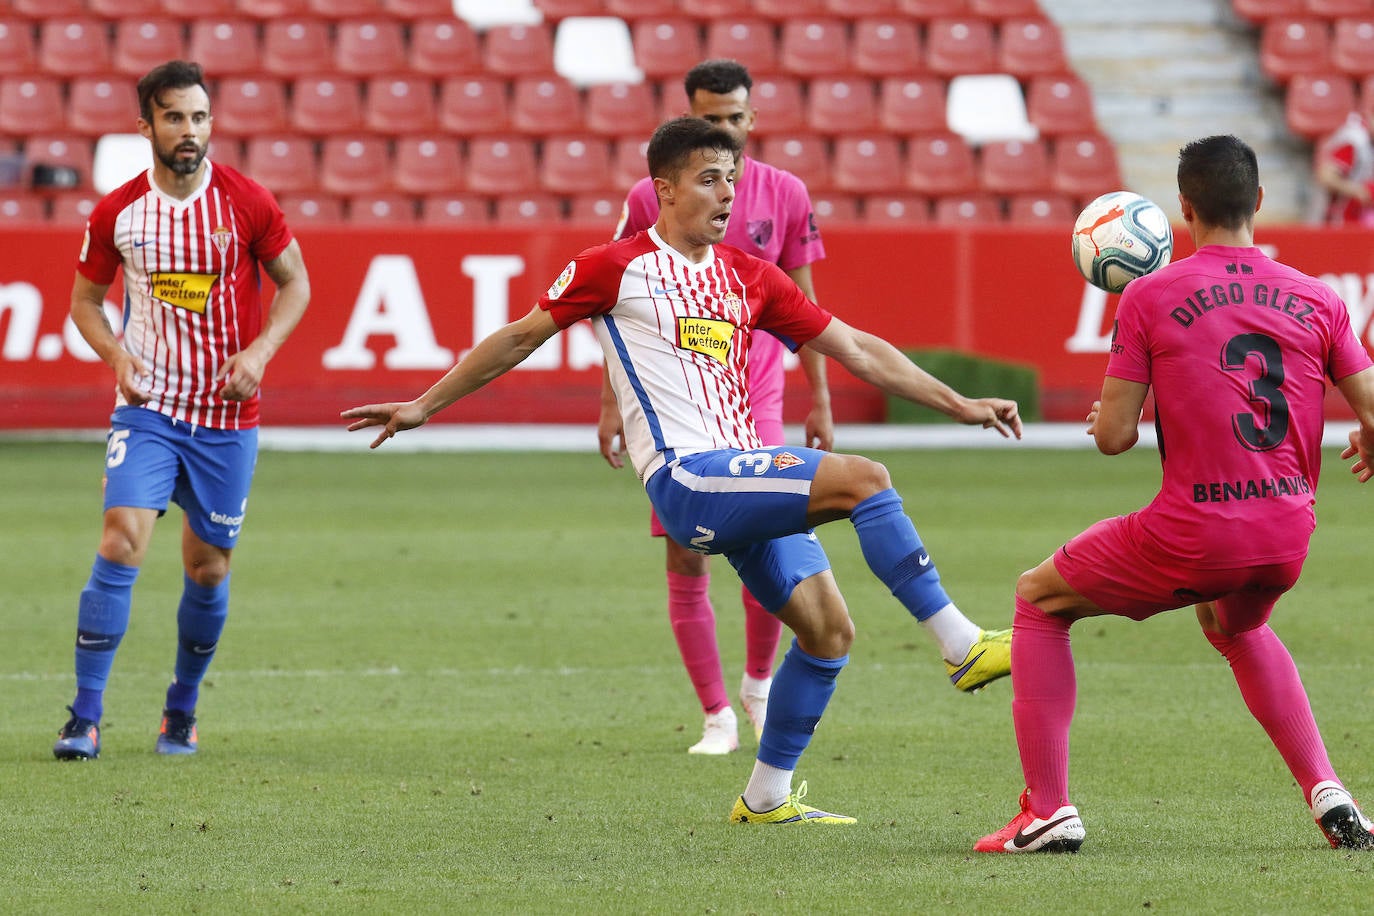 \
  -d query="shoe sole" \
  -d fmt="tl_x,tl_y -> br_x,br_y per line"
53,747 -> 97,761
1320,805 -> 1374,849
